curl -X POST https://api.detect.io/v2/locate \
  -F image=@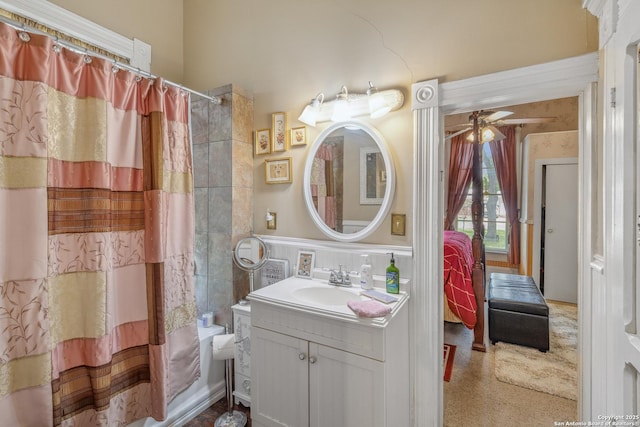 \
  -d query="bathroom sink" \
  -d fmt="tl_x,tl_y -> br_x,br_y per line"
292,286 -> 364,306
249,276 -> 408,320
